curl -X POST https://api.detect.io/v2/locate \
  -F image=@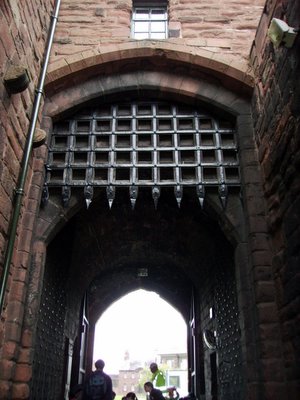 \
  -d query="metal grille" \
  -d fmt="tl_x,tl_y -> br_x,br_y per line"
43,102 -> 240,209
215,268 -> 244,399
200,257 -> 244,399
30,255 -> 67,399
